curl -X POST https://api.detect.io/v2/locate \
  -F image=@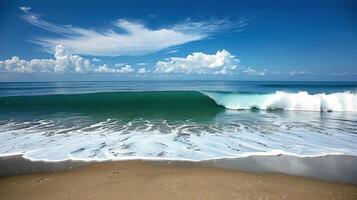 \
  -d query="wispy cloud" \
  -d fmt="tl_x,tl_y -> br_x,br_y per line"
92,58 -> 101,62
20,7 -> 247,57
241,67 -> 267,76
288,70 -> 313,76
19,6 -> 31,12
240,68 -> 316,77
165,49 -> 179,54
